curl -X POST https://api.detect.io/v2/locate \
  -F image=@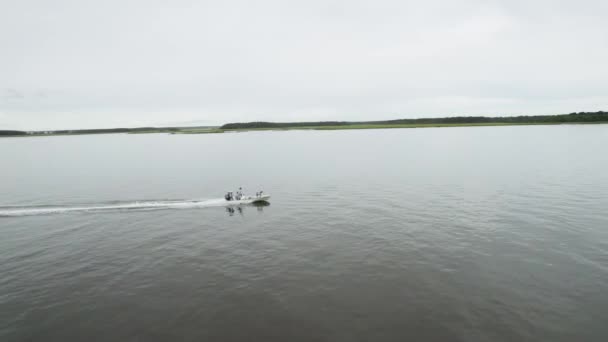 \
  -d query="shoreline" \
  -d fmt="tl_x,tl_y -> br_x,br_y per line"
2,121 -> 608,138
